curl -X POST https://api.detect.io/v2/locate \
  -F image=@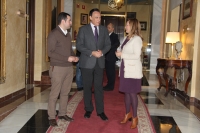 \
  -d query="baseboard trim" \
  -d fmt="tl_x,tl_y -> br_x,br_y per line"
0,88 -> 26,108
0,88 -> 26,122
171,89 -> 200,110
0,85 -> 50,122
34,81 -> 41,85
